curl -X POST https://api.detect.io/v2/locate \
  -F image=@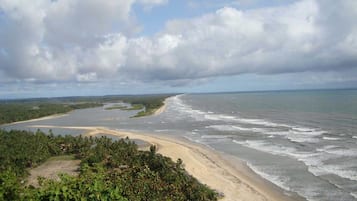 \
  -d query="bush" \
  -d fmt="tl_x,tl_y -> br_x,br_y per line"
0,130 -> 218,201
